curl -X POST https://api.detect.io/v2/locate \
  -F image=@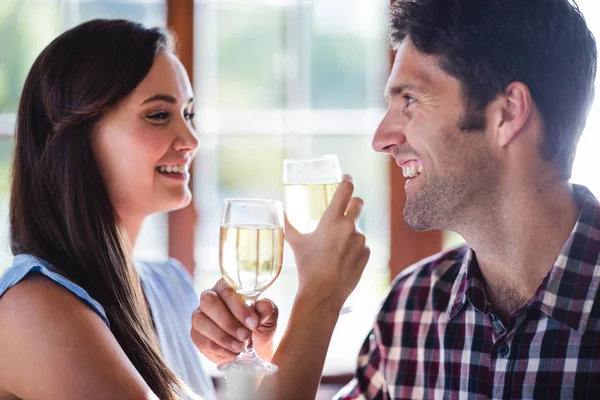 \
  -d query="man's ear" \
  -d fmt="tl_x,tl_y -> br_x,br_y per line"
495,81 -> 532,147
